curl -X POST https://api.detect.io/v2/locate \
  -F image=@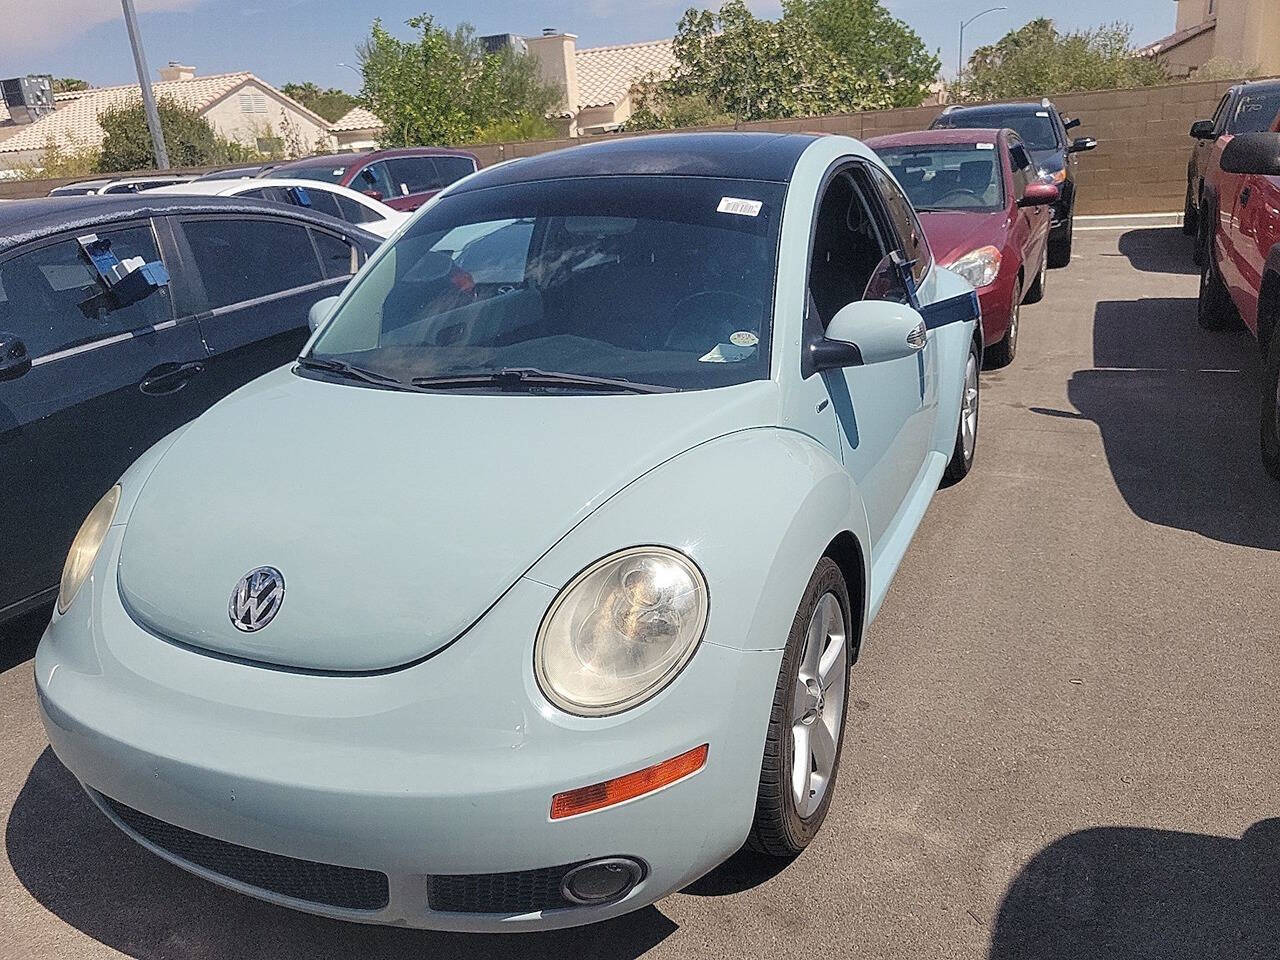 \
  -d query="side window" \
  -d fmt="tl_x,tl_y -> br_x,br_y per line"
352,162 -> 394,200
433,156 -> 476,188
291,186 -> 342,219
236,187 -> 271,201
867,165 -> 932,289
1009,143 -> 1032,196
1212,93 -> 1232,134
807,169 -> 895,327
335,194 -> 380,225
311,230 -> 363,280
180,218 -> 323,310
0,224 -> 171,358
384,156 -> 439,195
